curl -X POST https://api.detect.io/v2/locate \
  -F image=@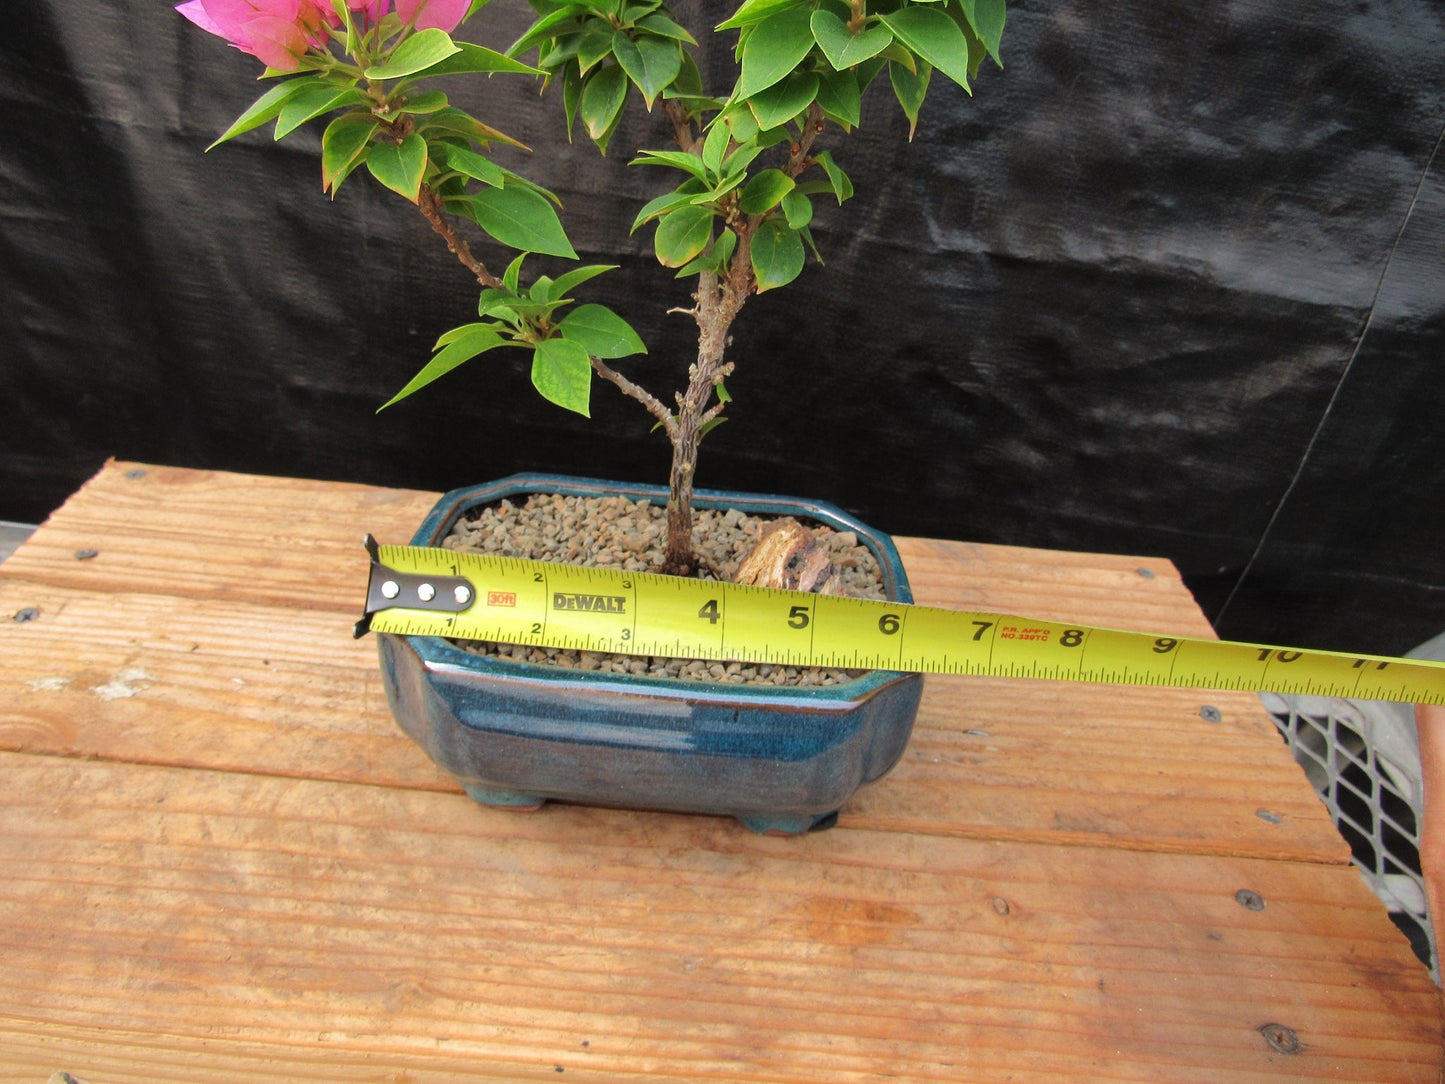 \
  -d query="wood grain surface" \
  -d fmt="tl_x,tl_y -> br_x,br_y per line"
0,461 -> 1438,1082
